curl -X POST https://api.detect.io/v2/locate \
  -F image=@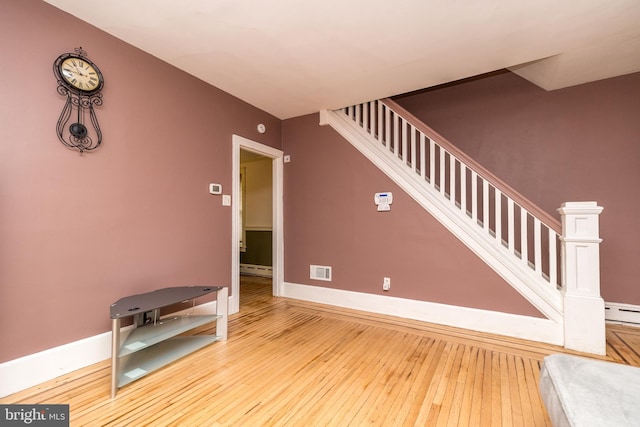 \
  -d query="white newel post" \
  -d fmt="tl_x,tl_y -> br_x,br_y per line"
558,201 -> 605,355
